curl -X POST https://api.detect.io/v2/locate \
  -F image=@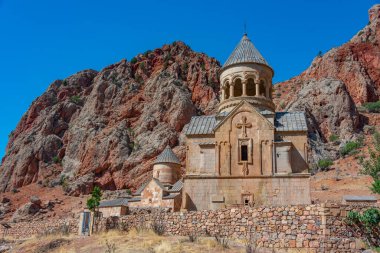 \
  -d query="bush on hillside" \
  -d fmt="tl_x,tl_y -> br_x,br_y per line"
363,101 -> 380,113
